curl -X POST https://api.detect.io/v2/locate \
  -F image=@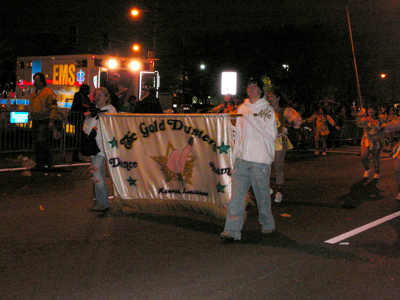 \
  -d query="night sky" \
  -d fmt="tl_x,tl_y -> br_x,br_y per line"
2,0 -> 400,97
4,0 -> 399,55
